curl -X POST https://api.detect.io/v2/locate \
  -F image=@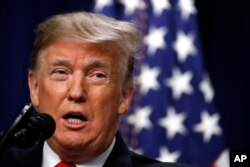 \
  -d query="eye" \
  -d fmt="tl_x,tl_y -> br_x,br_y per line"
88,71 -> 108,84
95,73 -> 105,78
51,69 -> 69,81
